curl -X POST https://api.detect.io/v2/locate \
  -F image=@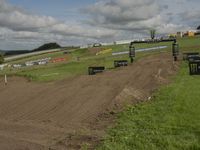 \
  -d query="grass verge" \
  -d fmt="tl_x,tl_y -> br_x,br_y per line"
97,62 -> 200,150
